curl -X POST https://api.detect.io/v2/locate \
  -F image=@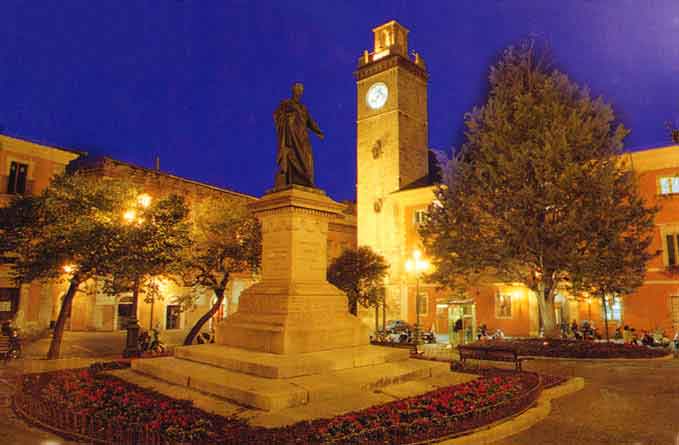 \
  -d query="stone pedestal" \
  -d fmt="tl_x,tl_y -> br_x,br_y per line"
123,186 -> 449,413
215,185 -> 369,354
